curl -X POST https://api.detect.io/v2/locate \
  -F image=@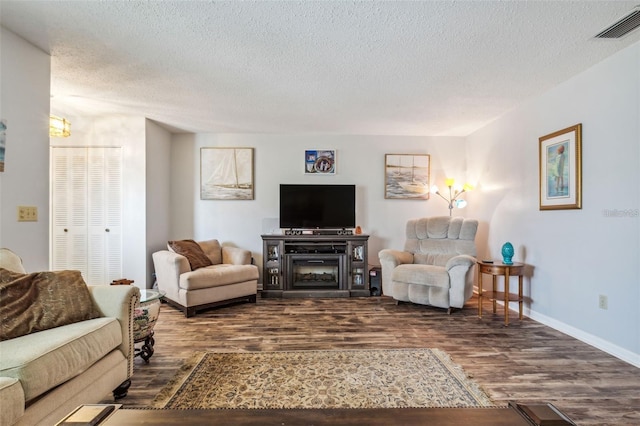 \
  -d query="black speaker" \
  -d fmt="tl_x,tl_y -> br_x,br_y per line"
369,267 -> 382,296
